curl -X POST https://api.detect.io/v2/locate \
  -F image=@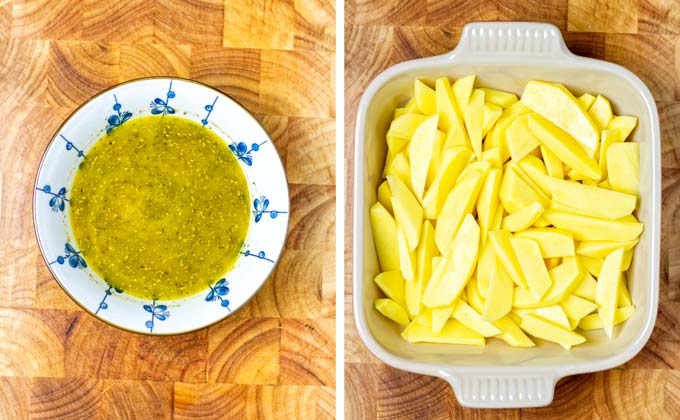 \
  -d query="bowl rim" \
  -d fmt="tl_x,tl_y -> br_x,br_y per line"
32,76 -> 290,335
352,22 -> 660,392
